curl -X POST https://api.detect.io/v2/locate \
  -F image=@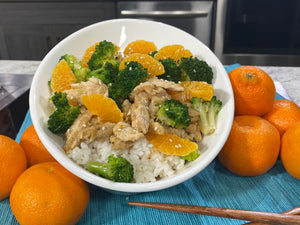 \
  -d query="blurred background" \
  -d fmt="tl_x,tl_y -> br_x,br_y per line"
1,0 -> 299,66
